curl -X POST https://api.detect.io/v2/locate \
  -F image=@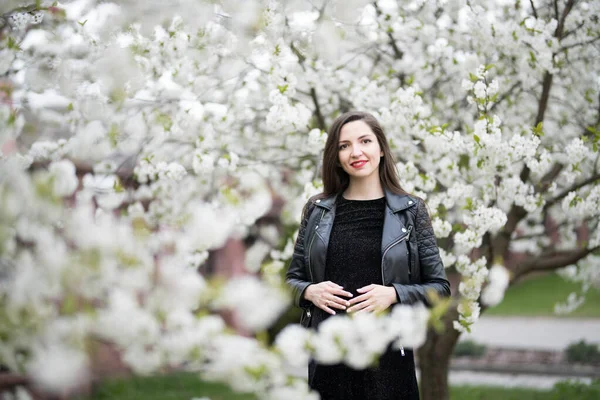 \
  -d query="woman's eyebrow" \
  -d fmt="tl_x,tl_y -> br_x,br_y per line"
338,134 -> 374,143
